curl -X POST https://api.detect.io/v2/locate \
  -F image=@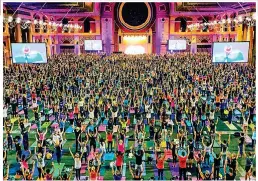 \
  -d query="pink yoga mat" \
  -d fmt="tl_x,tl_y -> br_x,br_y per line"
98,125 -> 106,132
80,164 -> 87,174
51,123 -> 59,128
18,111 -> 24,115
31,124 -> 38,129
